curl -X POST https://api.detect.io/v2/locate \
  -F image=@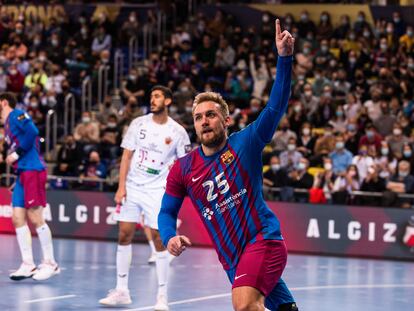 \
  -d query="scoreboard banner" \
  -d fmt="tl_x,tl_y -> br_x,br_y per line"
1,188 -> 413,260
